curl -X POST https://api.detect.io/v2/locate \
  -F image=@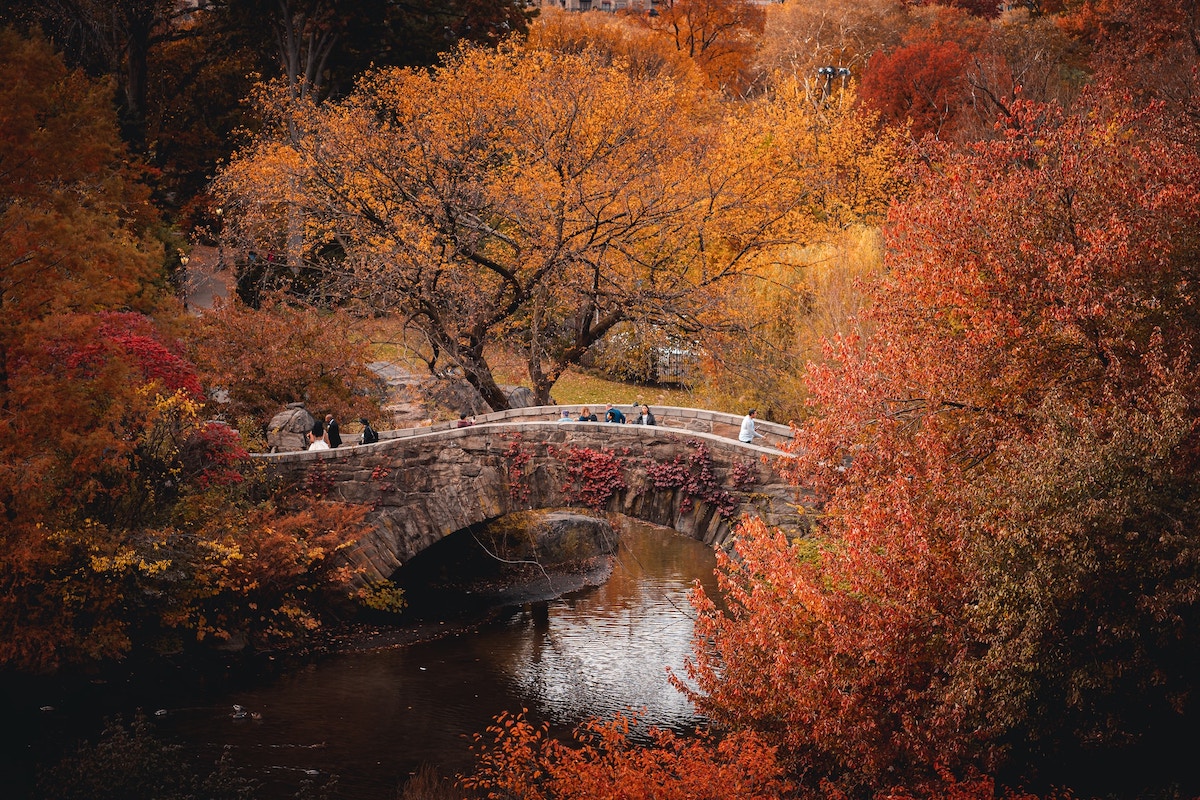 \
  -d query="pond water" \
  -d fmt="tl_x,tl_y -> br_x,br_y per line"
82,518 -> 721,799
